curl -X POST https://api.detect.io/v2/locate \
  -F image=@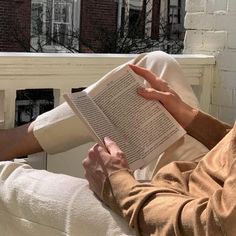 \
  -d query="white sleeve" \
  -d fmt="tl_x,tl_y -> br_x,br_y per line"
33,102 -> 92,154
